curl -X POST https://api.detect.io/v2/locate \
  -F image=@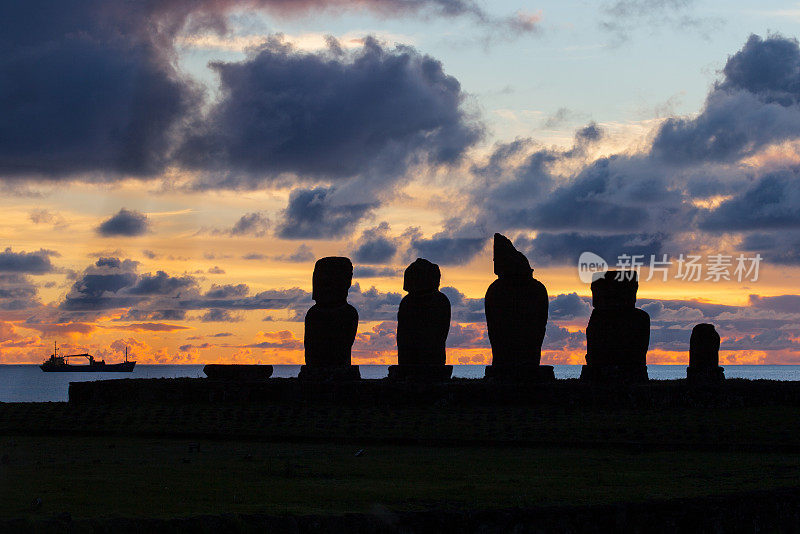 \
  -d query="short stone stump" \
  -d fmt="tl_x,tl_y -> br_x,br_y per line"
387,365 -> 453,381
298,365 -> 361,382
203,364 -> 273,381
484,364 -> 555,382
687,366 -> 725,383
580,364 -> 649,383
